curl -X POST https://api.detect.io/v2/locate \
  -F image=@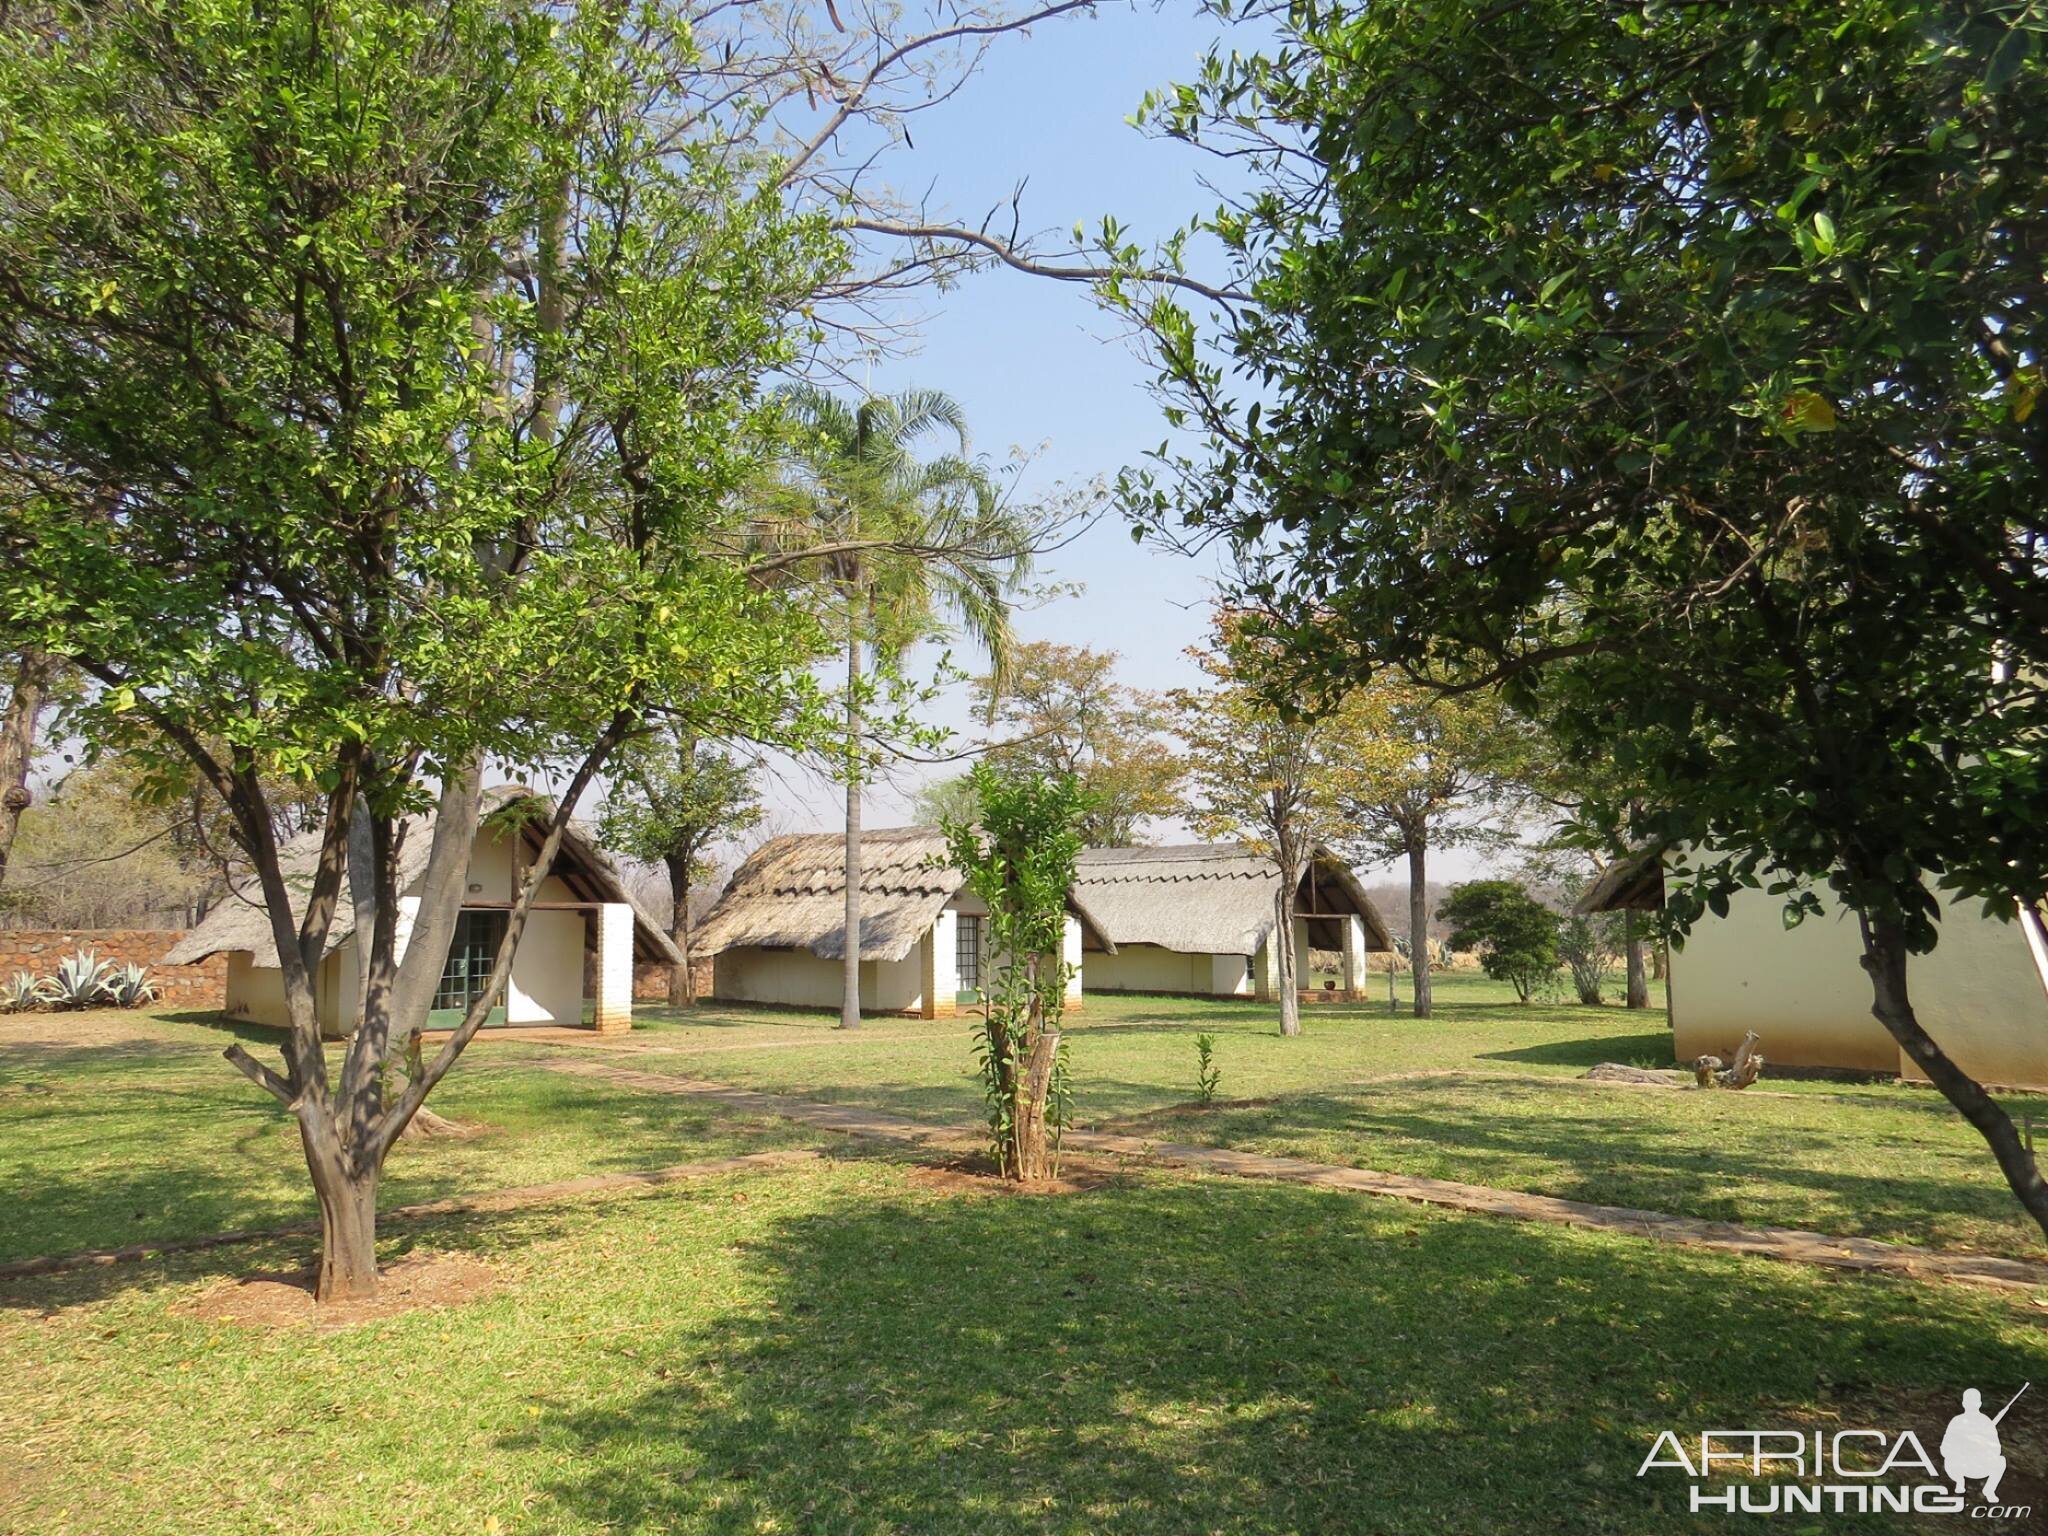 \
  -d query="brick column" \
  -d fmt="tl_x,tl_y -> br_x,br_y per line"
595,903 -> 634,1033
